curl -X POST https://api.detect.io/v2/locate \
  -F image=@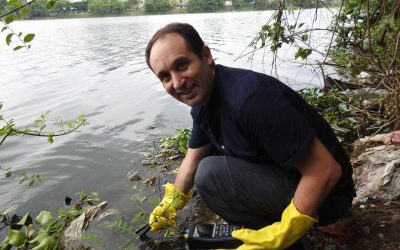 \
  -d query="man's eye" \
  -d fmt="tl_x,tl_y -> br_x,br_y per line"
160,74 -> 171,84
177,62 -> 188,71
